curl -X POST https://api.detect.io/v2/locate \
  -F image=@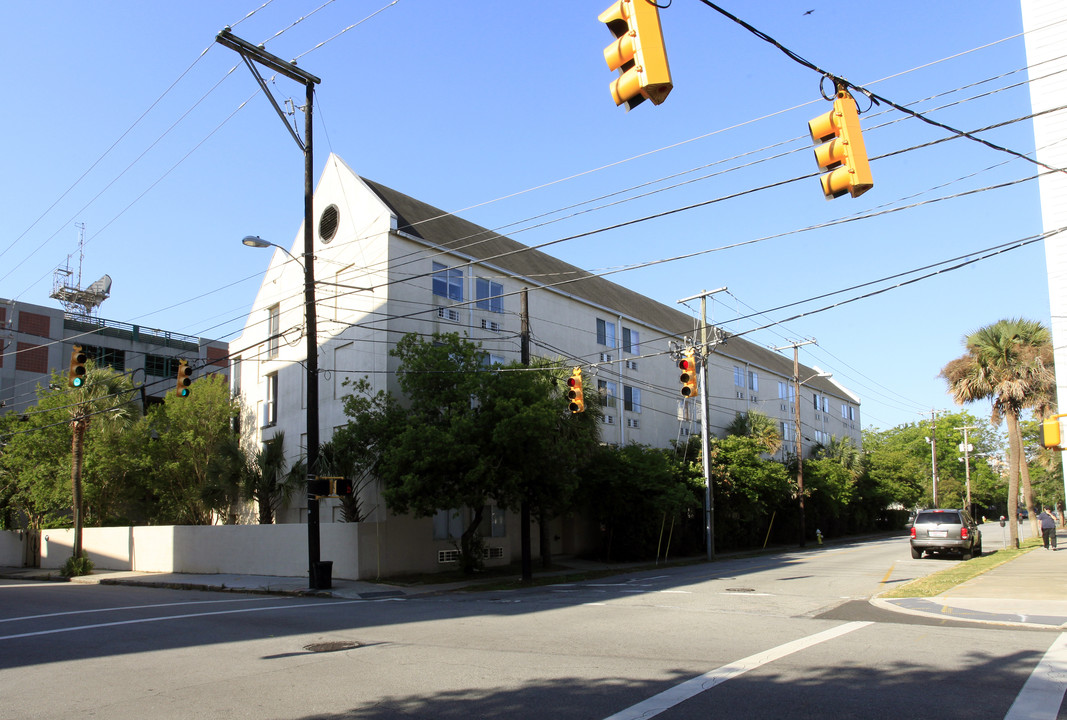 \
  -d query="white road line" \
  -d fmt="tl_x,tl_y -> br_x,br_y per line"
603,621 -> 872,720
0,597 -> 276,624
0,599 -> 365,641
1005,632 -> 1067,720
